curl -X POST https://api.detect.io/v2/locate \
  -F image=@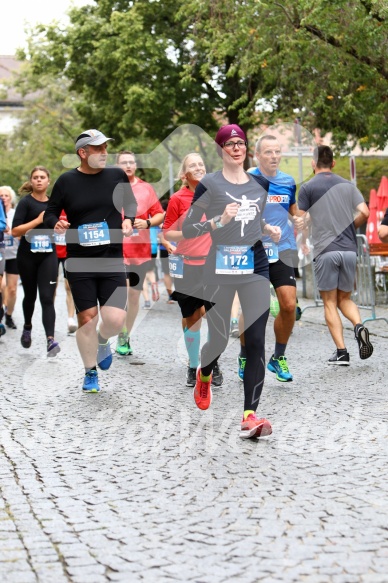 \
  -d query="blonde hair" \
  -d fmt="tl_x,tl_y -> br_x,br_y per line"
176,153 -> 204,186
0,185 -> 17,207
18,181 -> 33,195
